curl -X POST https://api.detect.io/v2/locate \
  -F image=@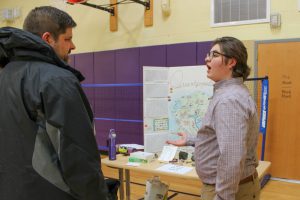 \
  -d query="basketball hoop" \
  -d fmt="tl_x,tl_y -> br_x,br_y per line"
67,0 -> 87,3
